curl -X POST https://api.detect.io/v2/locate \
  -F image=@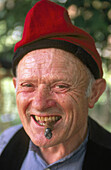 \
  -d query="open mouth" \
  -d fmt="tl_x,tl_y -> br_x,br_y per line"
32,115 -> 61,126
